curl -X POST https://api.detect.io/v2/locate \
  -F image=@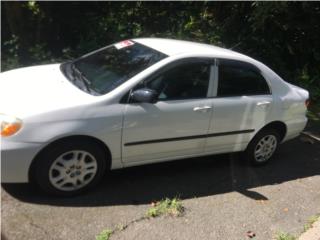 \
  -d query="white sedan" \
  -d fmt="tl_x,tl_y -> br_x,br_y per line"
0,38 -> 309,195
